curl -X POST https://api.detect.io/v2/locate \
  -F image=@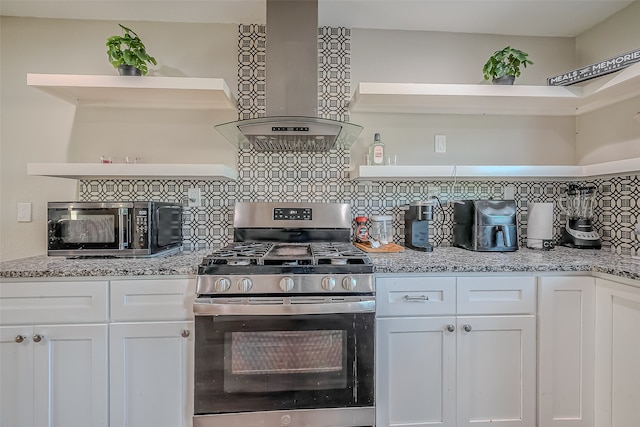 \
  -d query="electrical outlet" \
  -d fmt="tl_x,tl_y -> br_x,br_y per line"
17,202 -> 32,222
434,134 -> 447,153
187,188 -> 202,207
